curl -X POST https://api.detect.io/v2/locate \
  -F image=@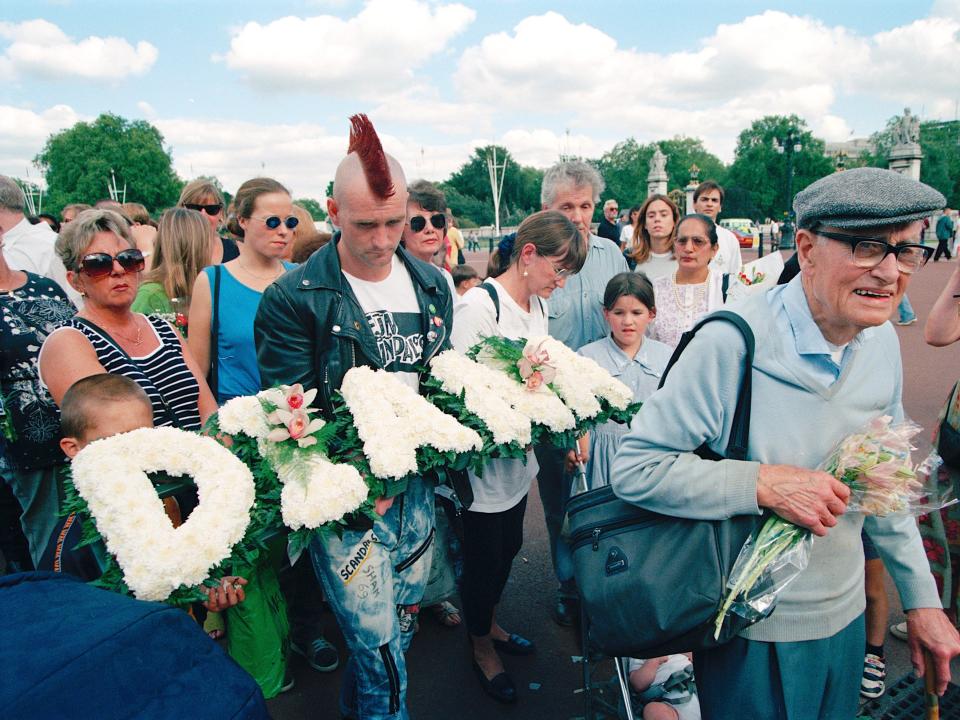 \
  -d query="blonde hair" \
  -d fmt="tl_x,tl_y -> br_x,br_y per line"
178,178 -> 225,208
56,209 -> 133,271
144,208 -> 213,301
122,202 -> 152,226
